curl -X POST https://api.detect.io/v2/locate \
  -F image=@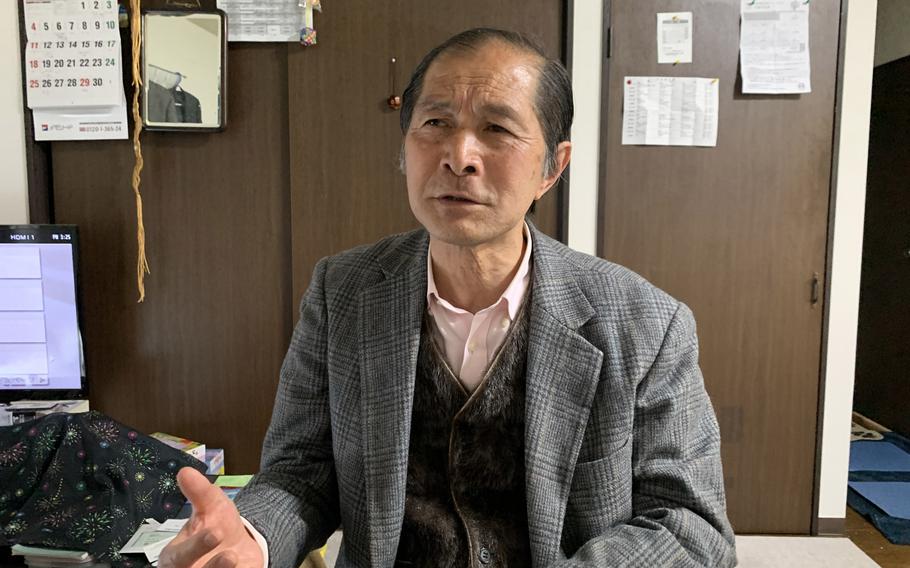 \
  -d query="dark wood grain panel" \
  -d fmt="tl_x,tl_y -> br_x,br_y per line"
854,56 -> 910,439
598,1 -> 842,533
287,1 -> 566,301
51,44 -> 291,473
